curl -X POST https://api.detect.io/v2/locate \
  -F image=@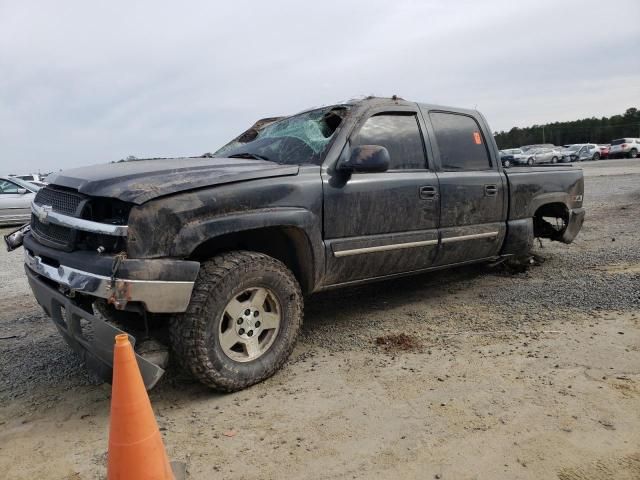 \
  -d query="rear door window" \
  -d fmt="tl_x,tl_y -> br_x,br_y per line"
429,112 -> 492,171
351,113 -> 427,170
